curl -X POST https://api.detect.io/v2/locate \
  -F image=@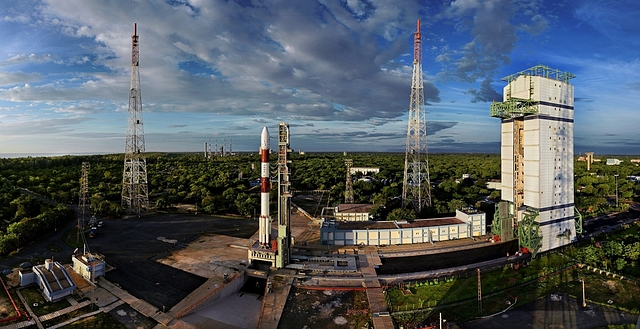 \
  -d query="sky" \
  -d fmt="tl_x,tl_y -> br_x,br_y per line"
1,0 -> 639,156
